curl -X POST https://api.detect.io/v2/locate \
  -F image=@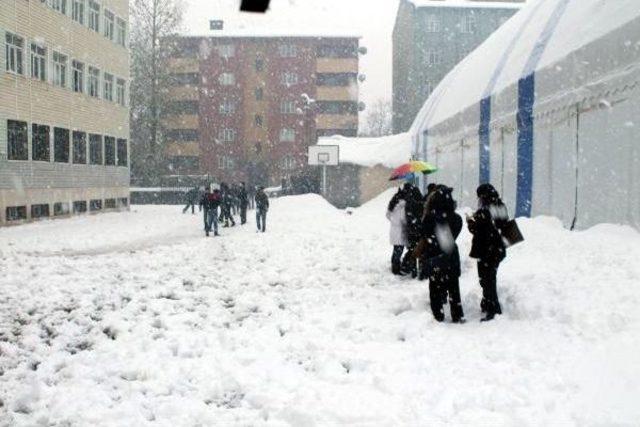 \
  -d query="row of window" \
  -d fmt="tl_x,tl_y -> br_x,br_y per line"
164,127 -> 297,143
4,32 -> 127,105
217,154 -> 296,171
424,14 -> 510,34
40,0 -> 127,47
175,42 -> 357,60
6,120 -> 128,166
170,71 -> 353,89
6,197 -> 129,222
